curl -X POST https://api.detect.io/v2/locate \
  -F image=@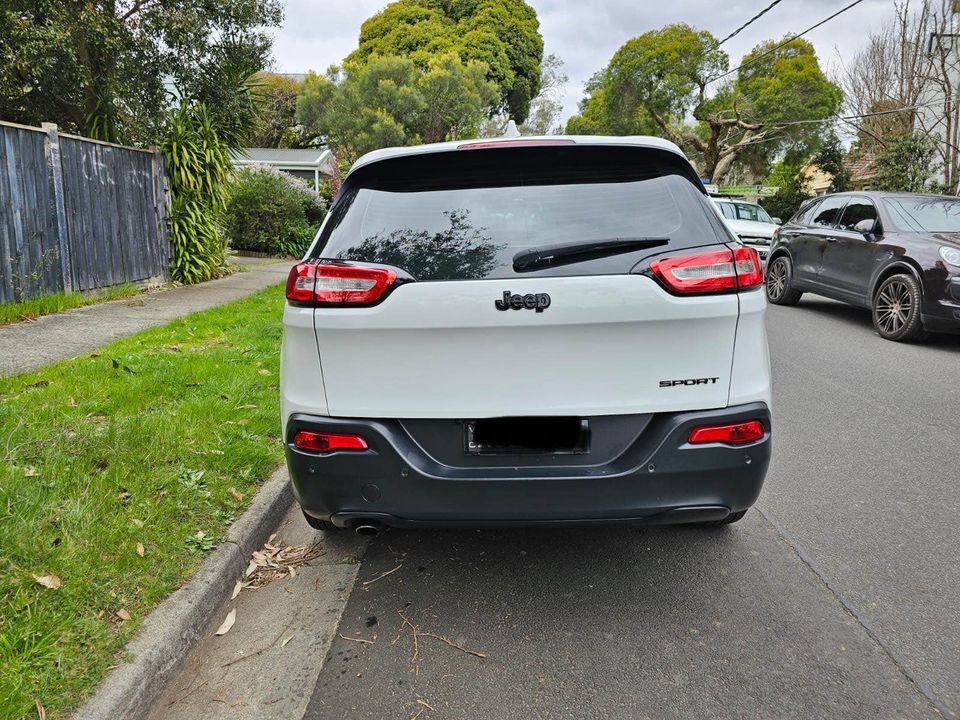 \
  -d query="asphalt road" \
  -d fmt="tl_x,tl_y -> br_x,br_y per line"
305,295 -> 960,720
